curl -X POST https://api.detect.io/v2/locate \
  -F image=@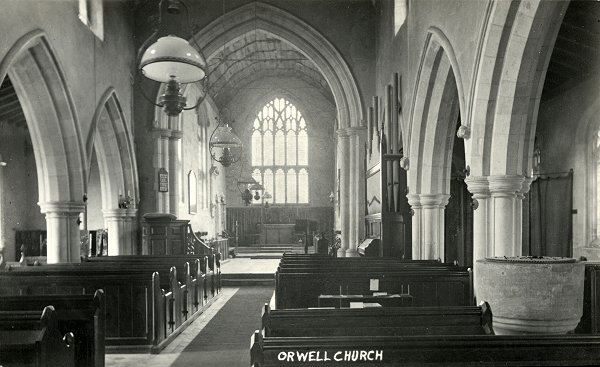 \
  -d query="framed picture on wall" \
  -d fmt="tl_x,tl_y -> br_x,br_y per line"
188,170 -> 197,214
